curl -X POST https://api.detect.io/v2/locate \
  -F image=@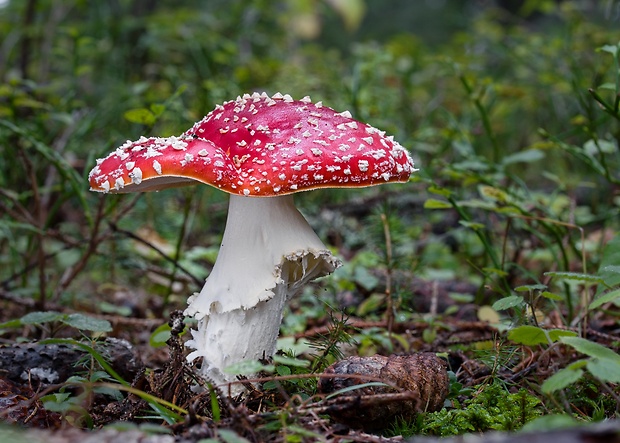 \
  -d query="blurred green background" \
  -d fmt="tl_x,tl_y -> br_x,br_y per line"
1,0 -> 619,320
2,1 -> 620,434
